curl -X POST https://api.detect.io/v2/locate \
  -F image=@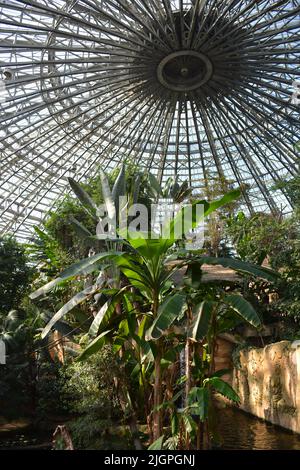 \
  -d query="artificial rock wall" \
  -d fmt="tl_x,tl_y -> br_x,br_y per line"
232,340 -> 300,433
